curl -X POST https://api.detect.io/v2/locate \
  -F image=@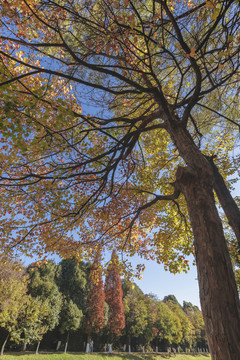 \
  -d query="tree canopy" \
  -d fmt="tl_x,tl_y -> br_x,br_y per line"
0,1 -> 240,358
0,0 -> 238,267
